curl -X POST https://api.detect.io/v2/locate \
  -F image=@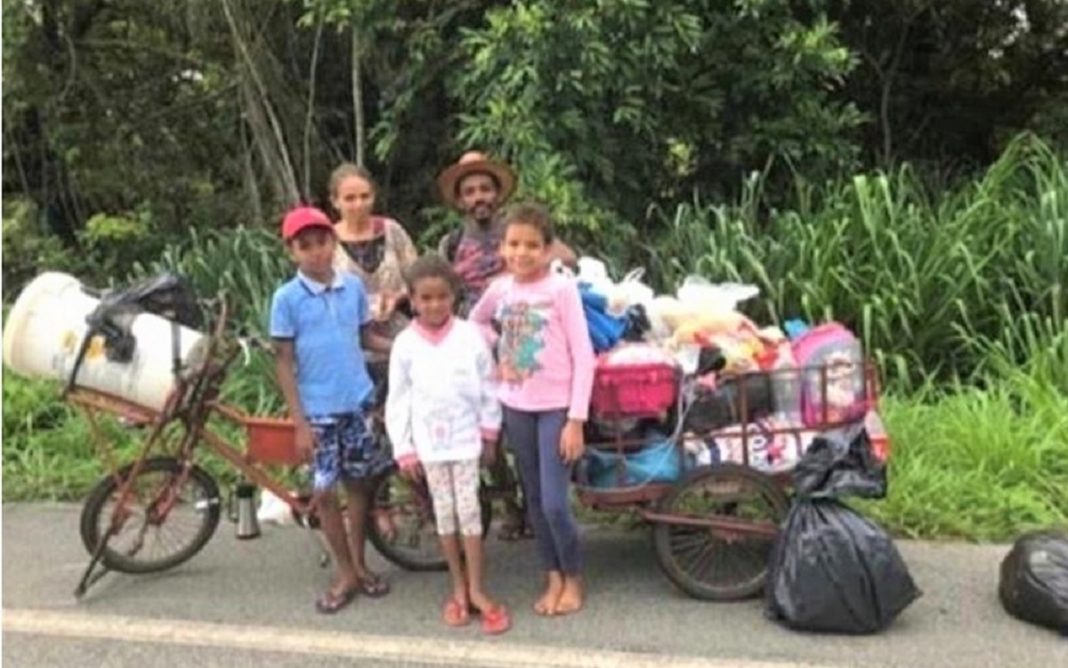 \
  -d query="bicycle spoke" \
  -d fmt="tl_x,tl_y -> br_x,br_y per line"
87,458 -> 219,574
